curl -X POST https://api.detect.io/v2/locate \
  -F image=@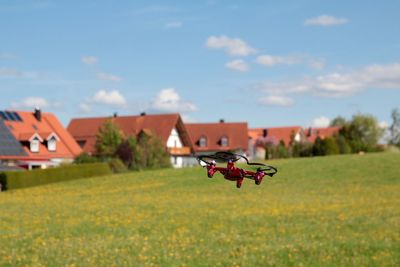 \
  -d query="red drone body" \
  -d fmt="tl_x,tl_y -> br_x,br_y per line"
198,152 -> 277,188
